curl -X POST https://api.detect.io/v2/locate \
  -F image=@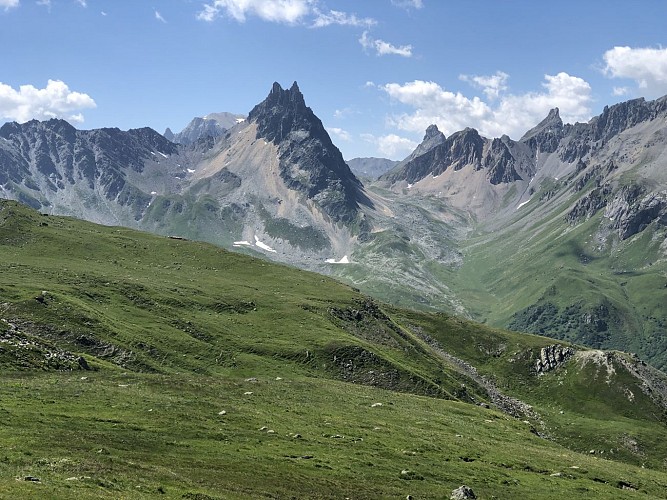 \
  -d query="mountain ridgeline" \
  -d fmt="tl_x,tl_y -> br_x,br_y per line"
0,85 -> 666,369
